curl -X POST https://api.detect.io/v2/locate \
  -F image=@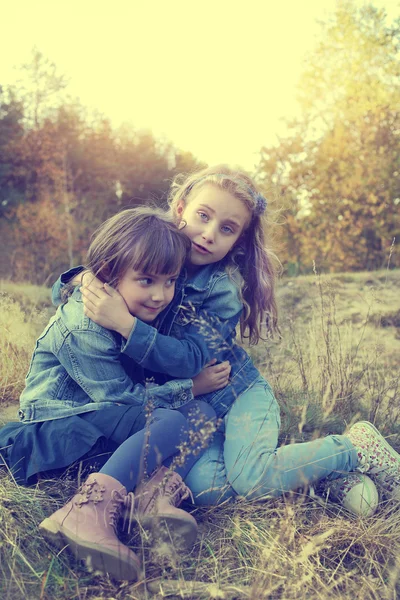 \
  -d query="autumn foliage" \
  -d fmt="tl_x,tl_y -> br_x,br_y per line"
259,2 -> 399,273
0,2 -> 399,282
